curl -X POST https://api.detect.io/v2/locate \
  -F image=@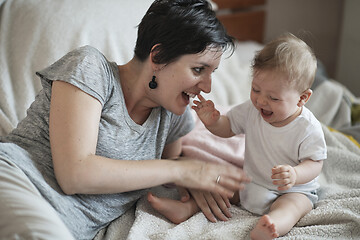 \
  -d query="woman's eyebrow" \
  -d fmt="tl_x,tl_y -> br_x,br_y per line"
193,61 -> 210,67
